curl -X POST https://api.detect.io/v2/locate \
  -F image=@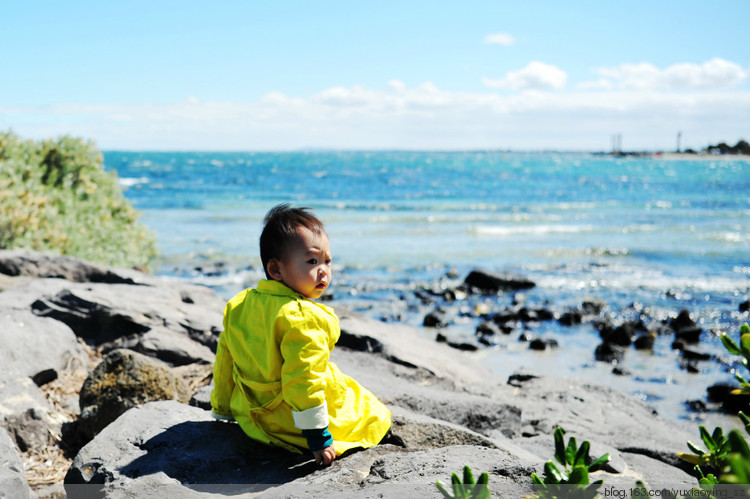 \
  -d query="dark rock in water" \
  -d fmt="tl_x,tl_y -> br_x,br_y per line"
464,270 -> 535,293
669,309 -> 697,332
78,349 -> 187,441
558,309 -> 582,326
581,298 -> 606,316
518,332 -> 535,342
706,383 -> 750,413
671,339 -> 686,350
435,332 -> 447,343
680,348 -> 712,361
529,338 -> 558,351
668,310 -> 702,342
600,321 -> 643,346
633,333 -> 656,350
507,371 -> 539,387
595,342 -> 625,363
675,325 -> 702,343
683,361 -> 700,373
612,366 -> 631,376
423,310 -> 448,328
447,340 -> 479,352
0,427 -> 32,499
518,306 -> 554,322
684,400 -> 707,413
740,300 -> 750,313
476,320 -> 501,336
